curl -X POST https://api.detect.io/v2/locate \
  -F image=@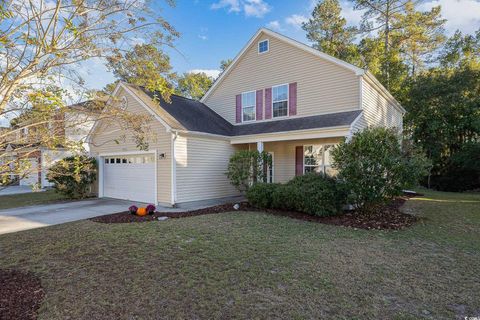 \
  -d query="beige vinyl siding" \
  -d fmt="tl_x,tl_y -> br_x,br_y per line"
361,77 -> 403,132
175,135 -> 241,203
90,87 -> 172,204
244,138 -> 342,183
350,112 -> 367,136
204,32 -> 360,124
